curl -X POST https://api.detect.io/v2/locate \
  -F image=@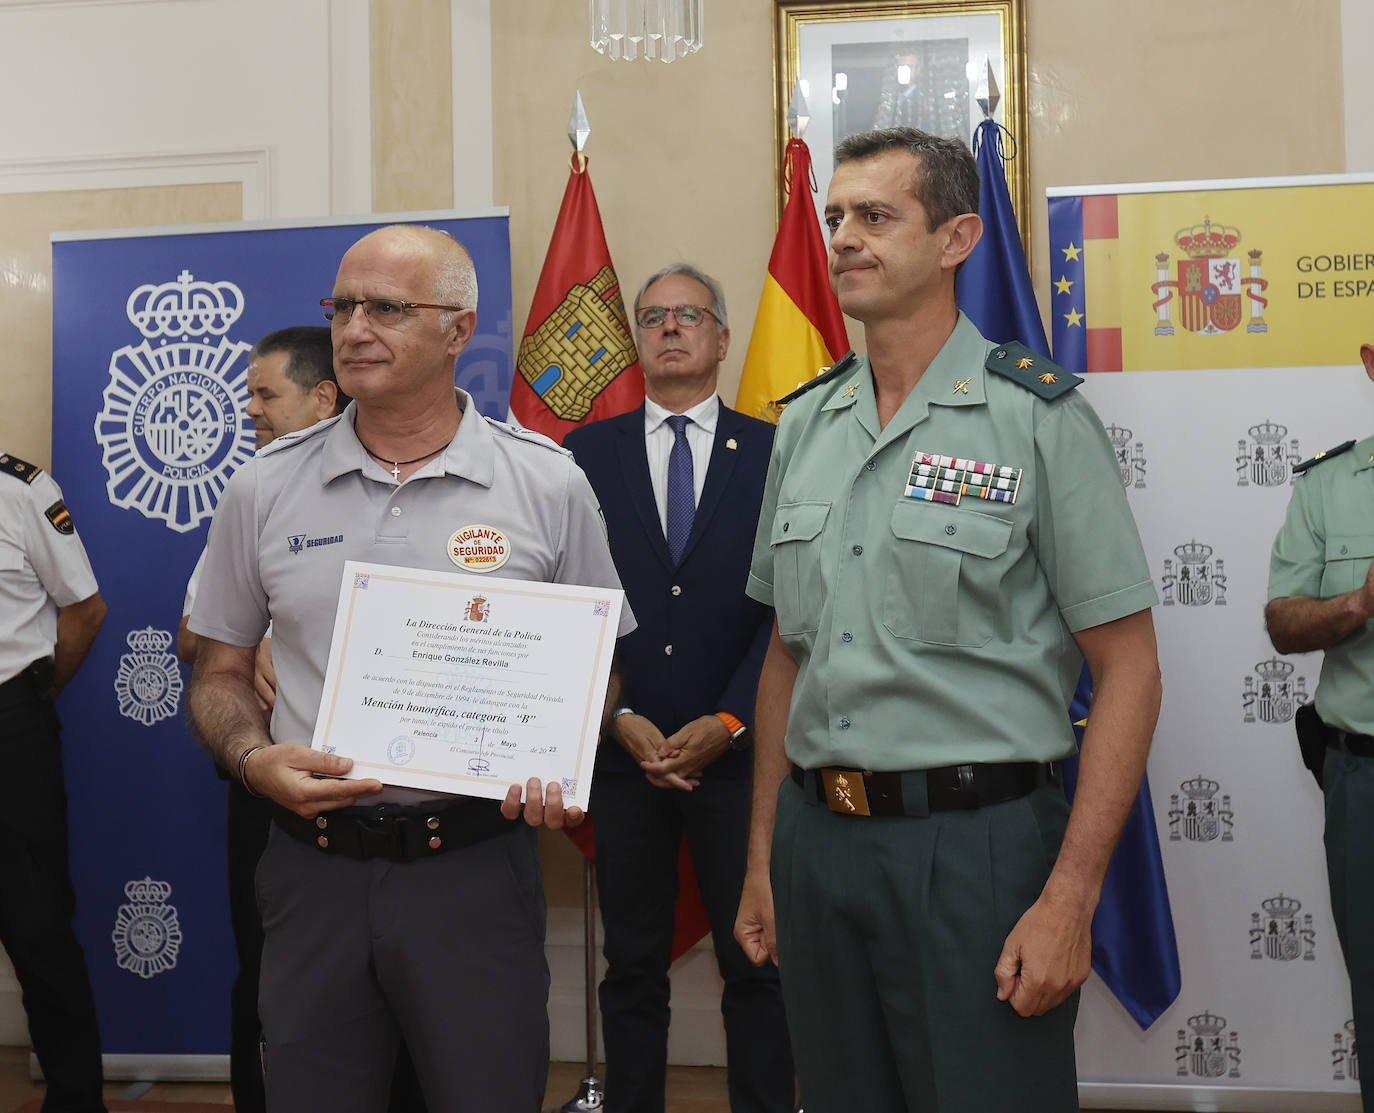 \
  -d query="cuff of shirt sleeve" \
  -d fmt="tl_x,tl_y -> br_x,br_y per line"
745,573 -> 774,608
1266,576 -> 1322,603
183,618 -> 267,649
1060,579 -> 1159,633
